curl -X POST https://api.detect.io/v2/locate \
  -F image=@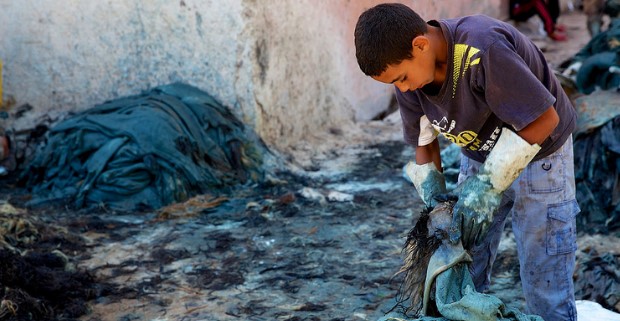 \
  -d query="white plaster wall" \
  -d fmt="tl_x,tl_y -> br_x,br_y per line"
0,0 -> 504,152
0,0 -> 249,128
